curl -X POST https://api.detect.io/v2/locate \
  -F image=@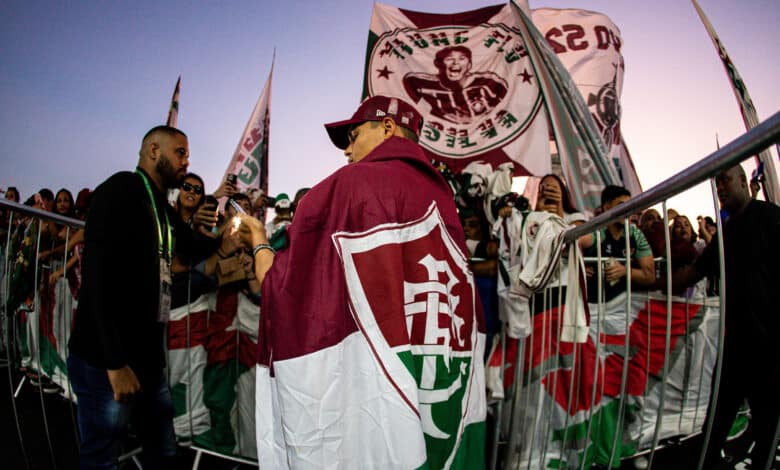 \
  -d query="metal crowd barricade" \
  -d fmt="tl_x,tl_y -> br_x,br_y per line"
488,110 -> 780,470
0,198 -> 261,469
